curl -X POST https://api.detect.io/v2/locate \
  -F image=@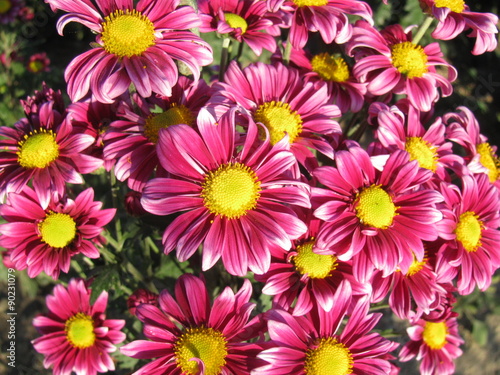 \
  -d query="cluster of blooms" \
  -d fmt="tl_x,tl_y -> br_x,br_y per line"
0,0 -> 499,374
